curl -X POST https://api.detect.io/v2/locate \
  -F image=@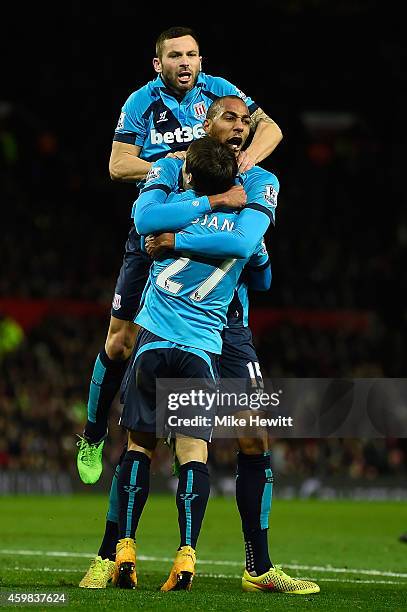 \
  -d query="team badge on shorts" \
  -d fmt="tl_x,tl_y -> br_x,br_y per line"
193,102 -> 207,119
112,293 -> 122,310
